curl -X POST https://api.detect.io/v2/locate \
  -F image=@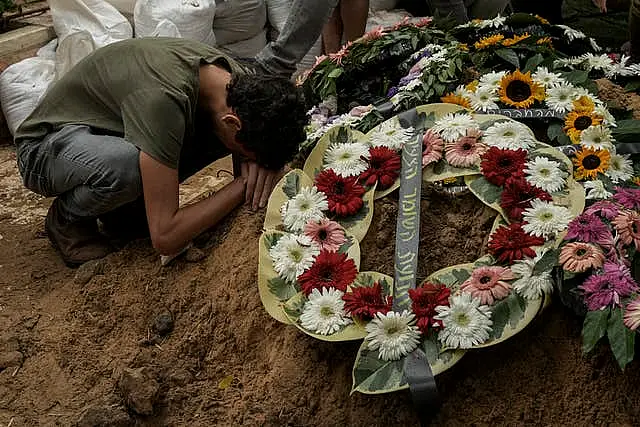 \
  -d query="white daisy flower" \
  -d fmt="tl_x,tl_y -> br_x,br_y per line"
511,254 -> 553,300
584,179 -> 613,200
595,105 -> 616,127
582,53 -> 613,71
369,120 -> 415,150
479,15 -> 506,28
402,77 -> 423,91
532,67 -> 564,89
589,38 -> 601,52
431,112 -> 479,142
434,293 -> 493,349
468,85 -> 500,112
579,125 -> 614,151
365,310 -> 421,361
270,234 -> 320,283
557,24 -> 586,41
605,55 -> 631,78
524,156 -> 568,193
625,63 -> 640,77
546,82 -> 578,113
522,200 -> 573,238
281,186 -> 328,233
478,71 -> 507,93
300,287 -> 352,335
483,121 -> 535,150
606,152 -> 634,183
570,87 -> 600,105
323,142 -> 371,177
